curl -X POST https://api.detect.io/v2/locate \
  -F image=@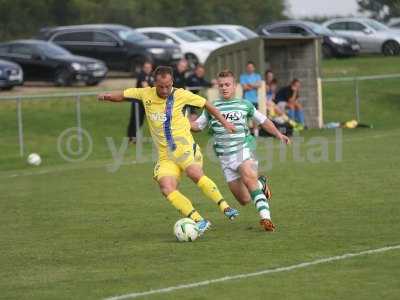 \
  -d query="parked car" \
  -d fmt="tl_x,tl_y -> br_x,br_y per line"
0,40 -> 107,86
323,18 -> 400,56
387,18 -> 400,29
256,20 -> 360,58
183,24 -> 258,44
38,24 -> 183,75
136,27 -> 220,67
0,59 -> 23,90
